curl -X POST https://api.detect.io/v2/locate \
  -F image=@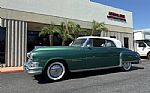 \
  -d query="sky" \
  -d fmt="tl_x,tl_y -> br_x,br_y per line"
91,0 -> 150,30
